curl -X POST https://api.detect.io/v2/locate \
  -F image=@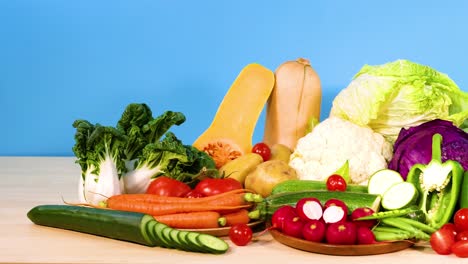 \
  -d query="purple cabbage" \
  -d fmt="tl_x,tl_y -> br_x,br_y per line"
388,119 -> 468,179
